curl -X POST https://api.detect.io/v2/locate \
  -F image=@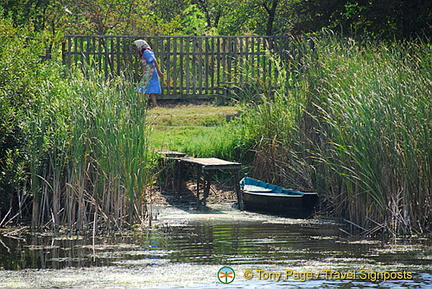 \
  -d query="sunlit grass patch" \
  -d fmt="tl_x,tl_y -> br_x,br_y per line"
148,105 -> 241,158
147,105 -> 239,126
